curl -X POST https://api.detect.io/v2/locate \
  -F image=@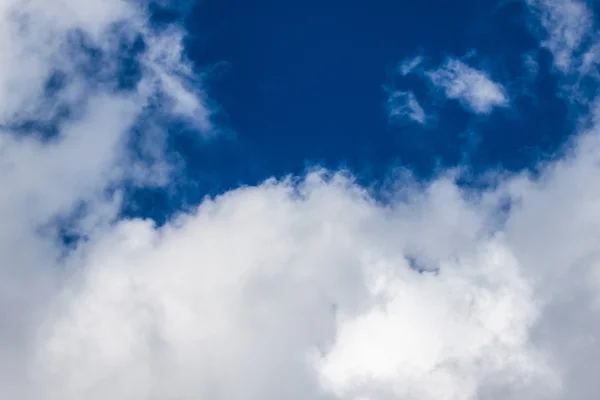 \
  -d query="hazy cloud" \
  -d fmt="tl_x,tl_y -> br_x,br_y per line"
523,52 -> 540,80
387,90 -> 427,125
397,54 -> 423,76
525,0 -> 593,74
